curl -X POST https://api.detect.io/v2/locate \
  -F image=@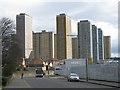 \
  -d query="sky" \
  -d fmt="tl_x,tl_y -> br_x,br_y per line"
0,0 -> 119,57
